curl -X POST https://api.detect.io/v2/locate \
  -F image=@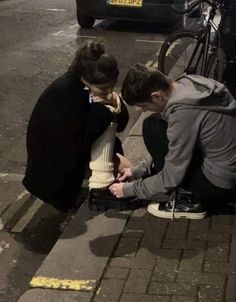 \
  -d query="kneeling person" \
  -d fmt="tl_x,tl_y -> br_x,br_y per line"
110,63 -> 236,219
